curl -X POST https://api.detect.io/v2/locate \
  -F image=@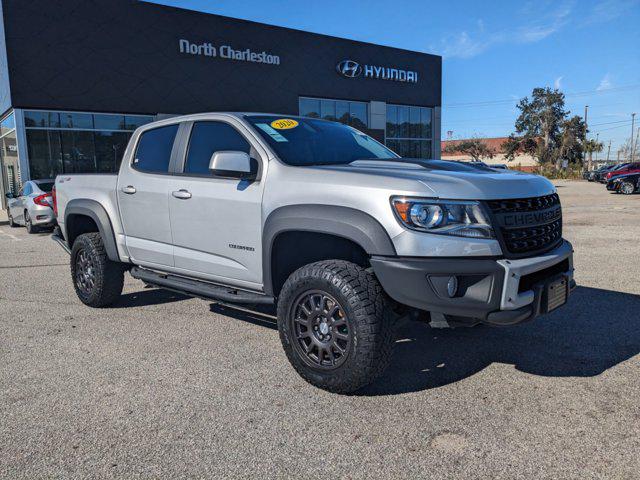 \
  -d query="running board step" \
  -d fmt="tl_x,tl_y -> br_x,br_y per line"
130,266 -> 274,305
